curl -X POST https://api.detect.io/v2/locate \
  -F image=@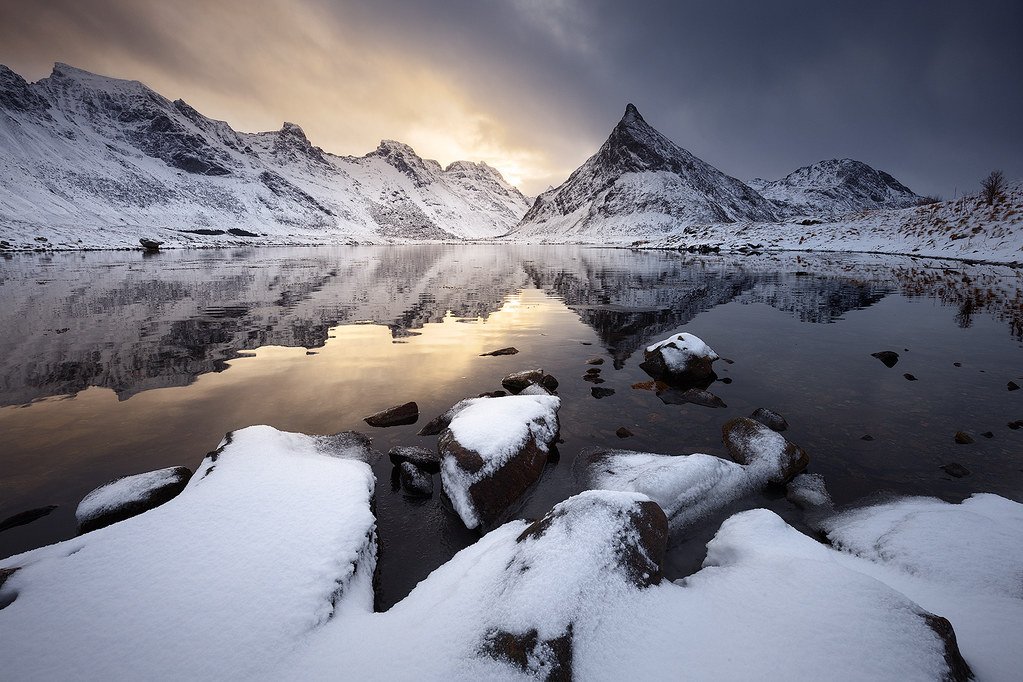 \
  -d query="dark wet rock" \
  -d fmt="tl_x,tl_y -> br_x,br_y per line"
718,377 -> 733,384
477,390 -> 507,398
388,445 -> 440,473
981,431 -> 994,439
585,367 -> 601,375
871,350 -> 900,368
1009,381 -> 1020,391
482,627 -> 572,681
786,473 -> 833,510
139,238 -> 163,252
921,613 -> 973,682
419,399 -> 476,436
722,417 -> 808,485
582,374 -> 605,384
953,362 -> 962,367
953,431 -> 974,445
438,394 -> 560,530
861,434 -> 875,441
1009,420 -> 1023,430
615,426 -> 634,438
639,333 -> 719,385
501,369 -> 559,394
591,387 -> 615,399
398,461 -> 434,497
479,347 -> 519,357
940,463 -> 971,478
679,388 -> 726,408
904,373 -> 918,381
364,401 -> 419,427
721,358 -> 735,364
0,566 -> 18,591
585,356 -> 604,365
750,408 -> 788,432
0,505 -> 58,533
76,466 -> 192,534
